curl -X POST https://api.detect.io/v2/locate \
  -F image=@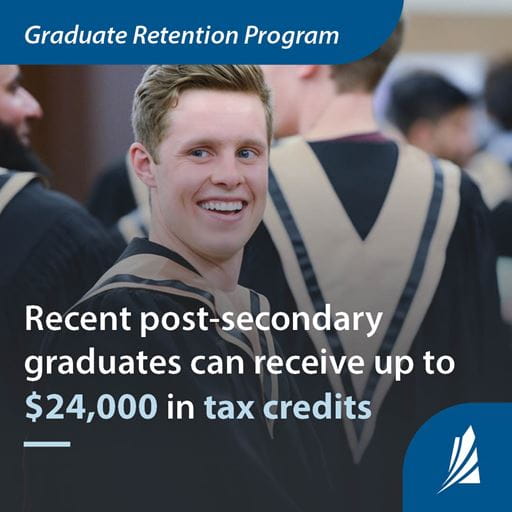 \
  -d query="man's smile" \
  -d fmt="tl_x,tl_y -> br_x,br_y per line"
197,199 -> 247,216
